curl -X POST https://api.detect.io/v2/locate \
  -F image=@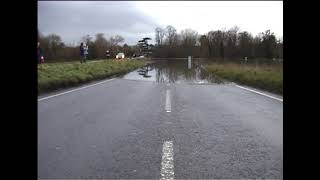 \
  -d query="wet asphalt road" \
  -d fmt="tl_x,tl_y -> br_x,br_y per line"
38,60 -> 282,179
